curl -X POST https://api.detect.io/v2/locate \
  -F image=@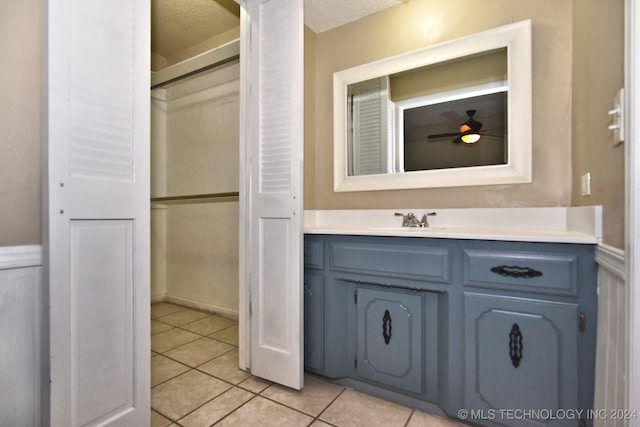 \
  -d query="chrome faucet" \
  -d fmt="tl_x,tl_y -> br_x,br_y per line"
394,212 -> 437,228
